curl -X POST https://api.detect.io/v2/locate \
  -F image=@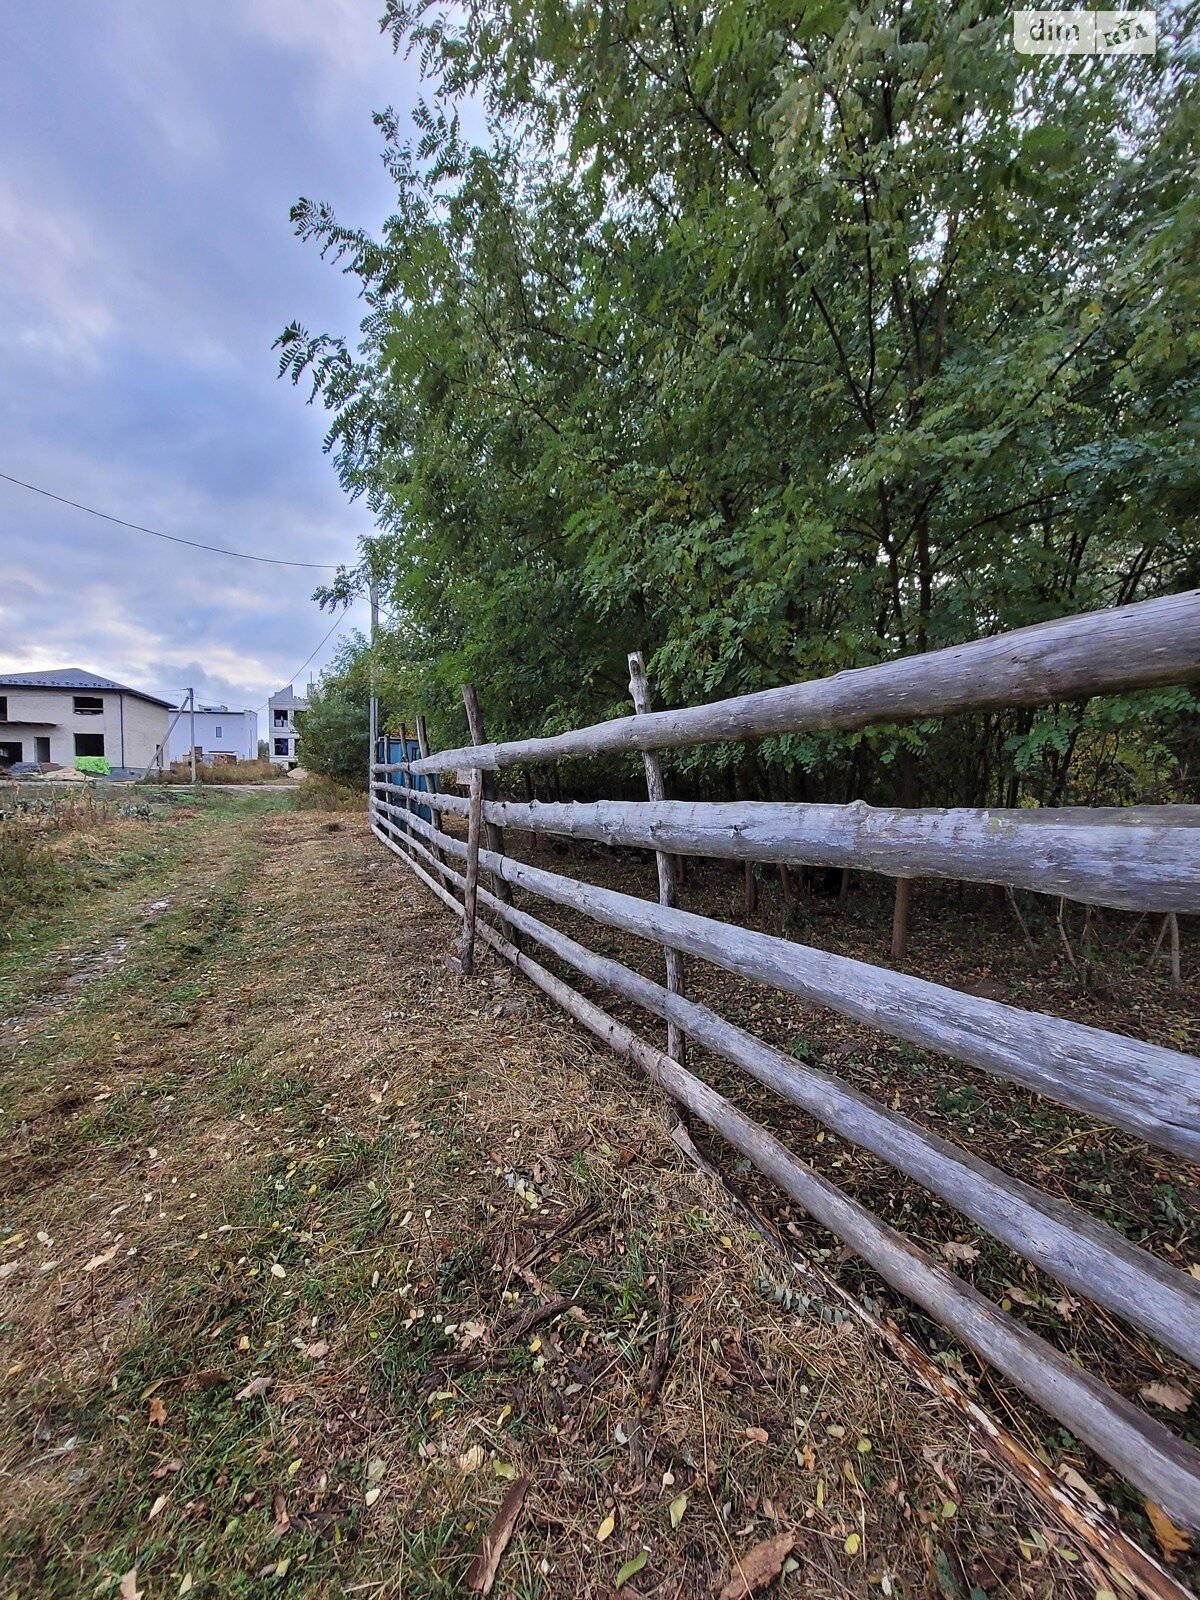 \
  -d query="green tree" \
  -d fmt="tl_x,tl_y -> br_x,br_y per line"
281,0 -> 1198,822
296,665 -> 371,789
